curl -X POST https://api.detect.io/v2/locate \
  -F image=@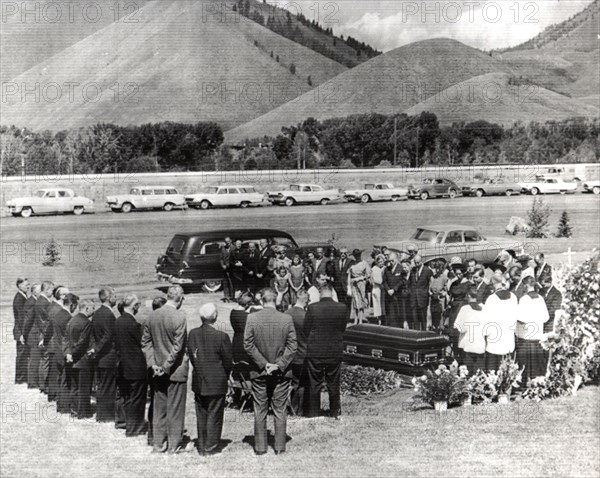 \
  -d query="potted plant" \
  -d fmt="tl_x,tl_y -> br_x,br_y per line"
495,357 -> 524,404
412,361 -> 469,412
